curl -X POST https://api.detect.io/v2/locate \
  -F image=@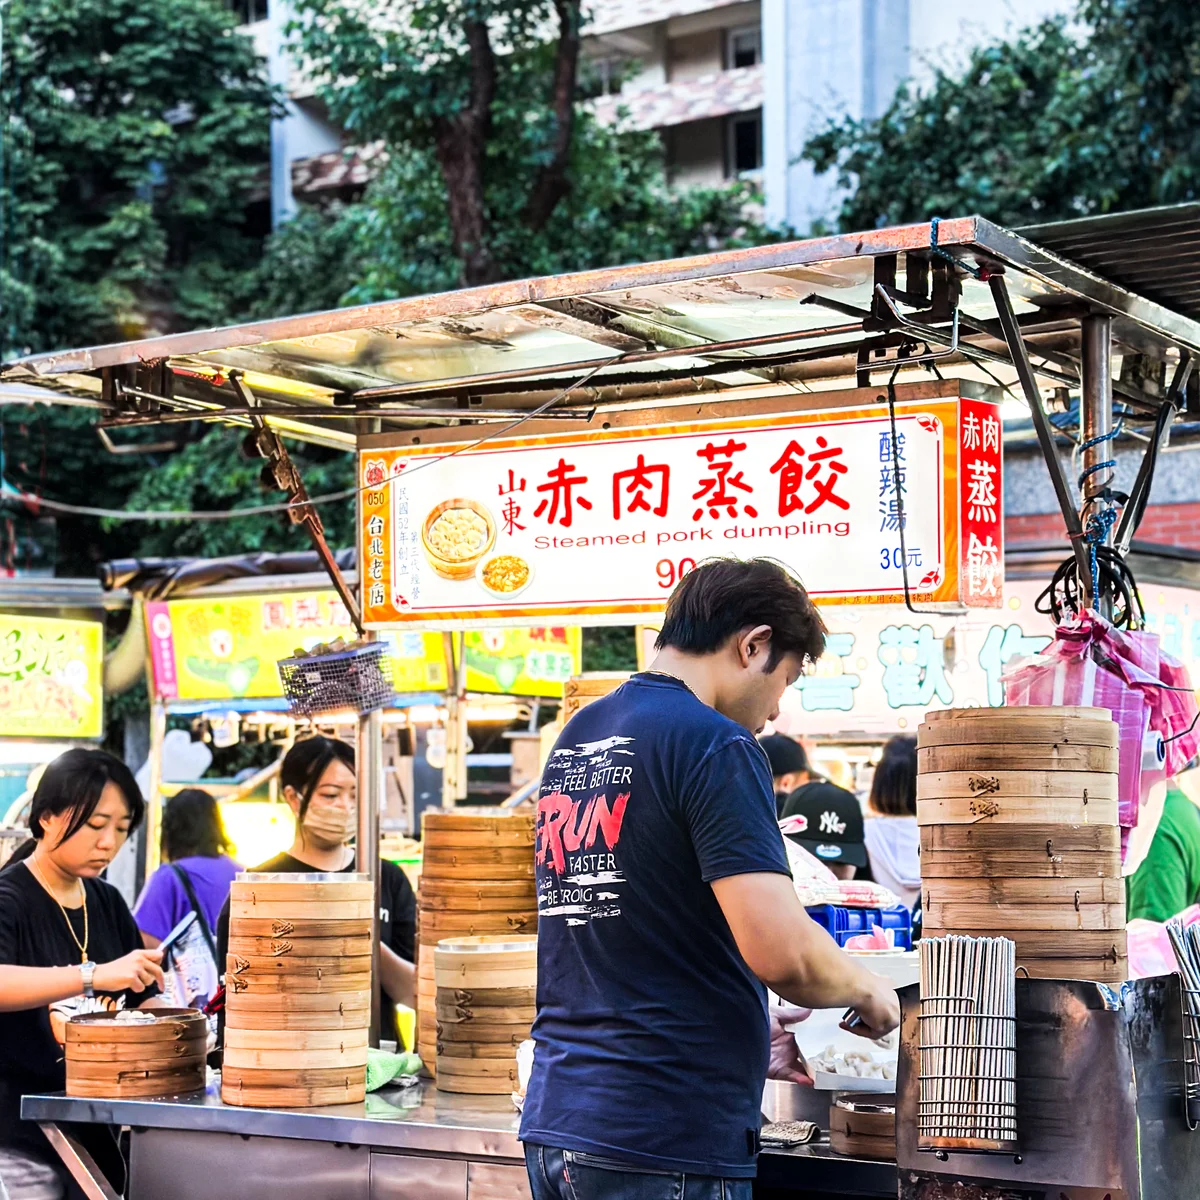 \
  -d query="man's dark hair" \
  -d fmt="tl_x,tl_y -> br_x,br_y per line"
655,558 -> 826,669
